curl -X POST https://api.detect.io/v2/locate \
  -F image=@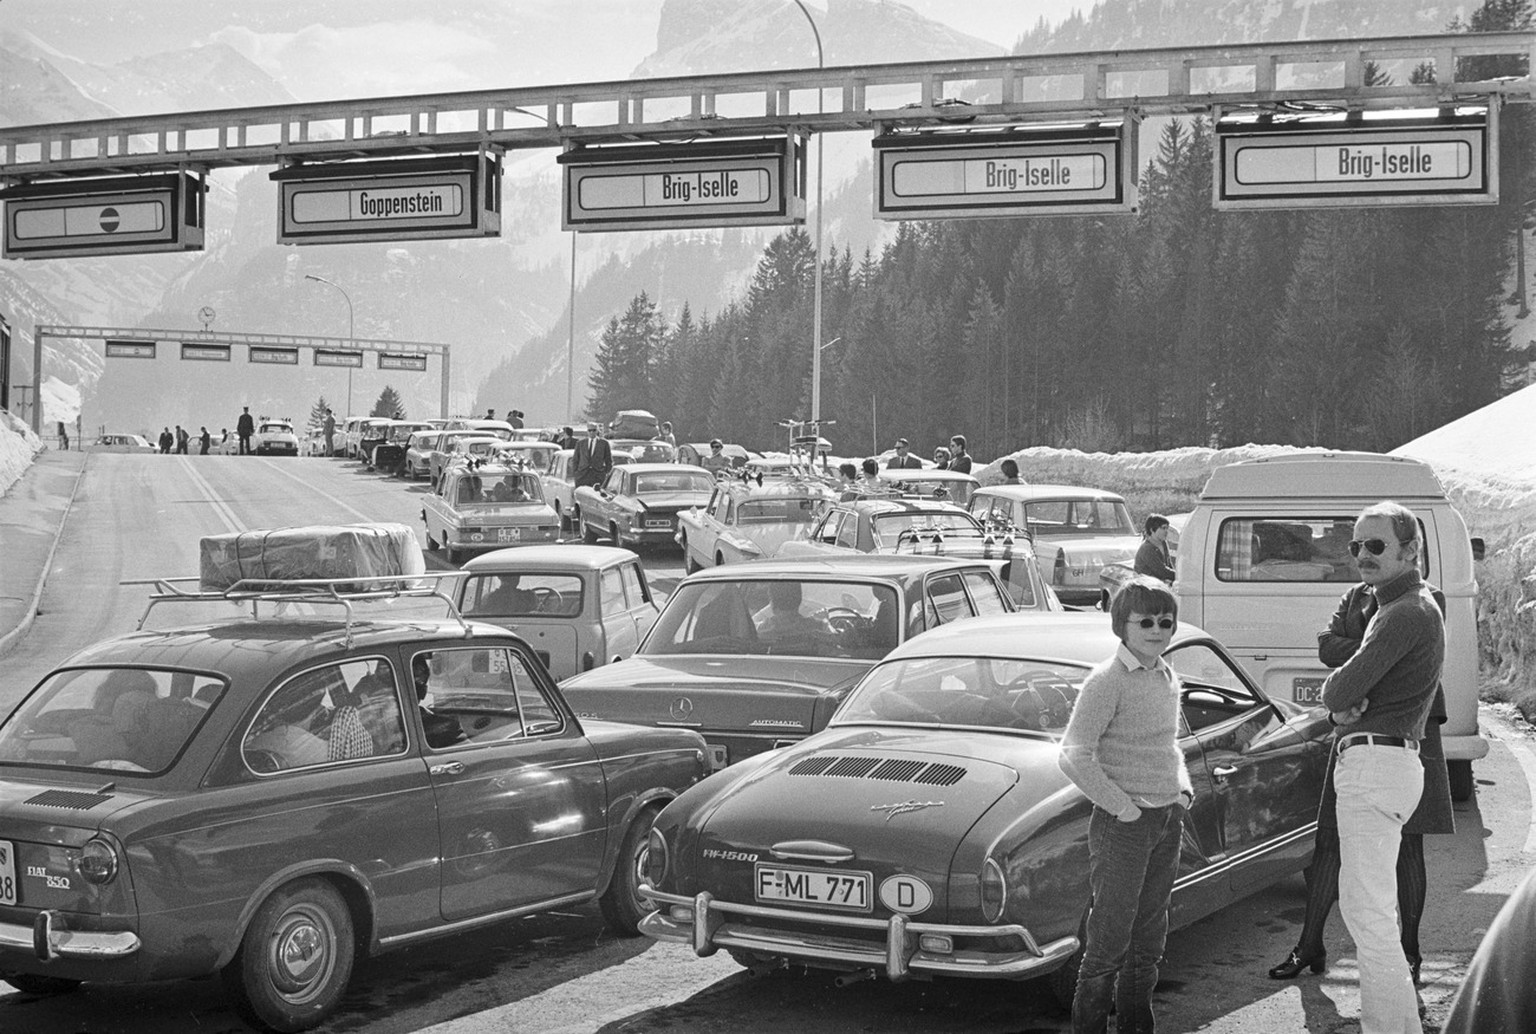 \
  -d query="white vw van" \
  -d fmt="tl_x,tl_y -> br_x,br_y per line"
1176,452 -> 1485,799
